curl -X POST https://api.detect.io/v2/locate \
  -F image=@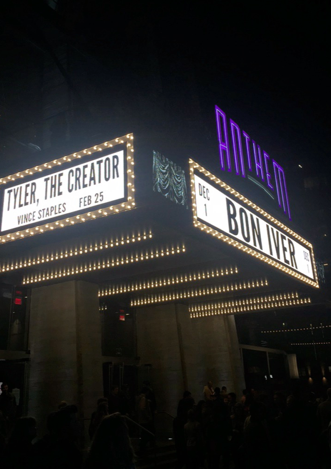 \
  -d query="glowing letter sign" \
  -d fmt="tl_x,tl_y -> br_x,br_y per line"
189,159 -> 318,288
0,134 -> 135,243
215,105 -> 291,220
